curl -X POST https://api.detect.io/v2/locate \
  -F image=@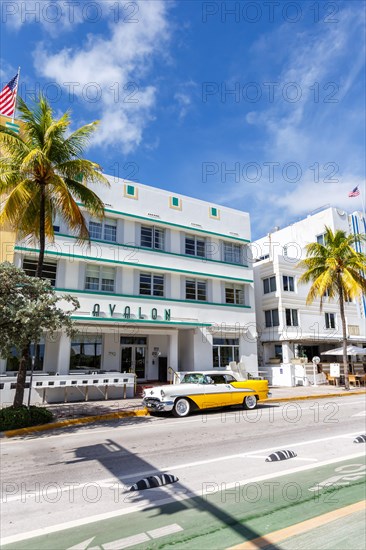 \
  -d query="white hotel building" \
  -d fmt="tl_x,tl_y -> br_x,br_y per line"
253,207 -> 366,380
1,176 -> 258,381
